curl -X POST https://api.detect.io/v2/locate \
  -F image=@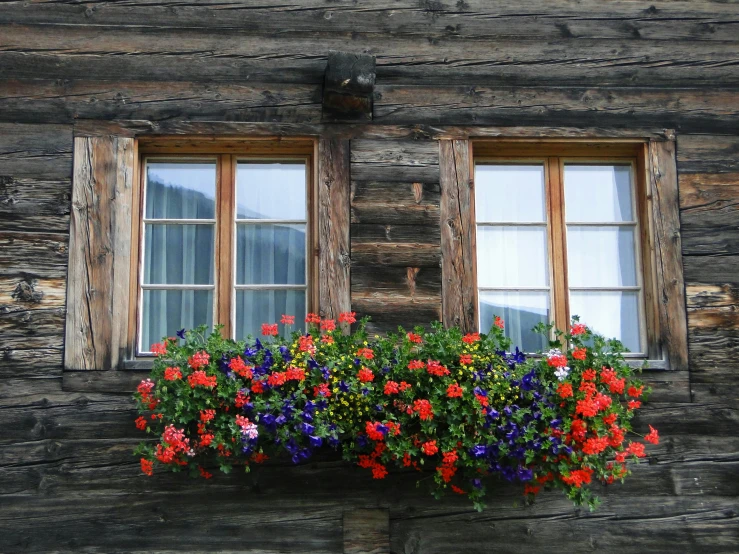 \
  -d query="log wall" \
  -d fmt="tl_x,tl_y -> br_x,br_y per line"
0,1 -> 738,552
